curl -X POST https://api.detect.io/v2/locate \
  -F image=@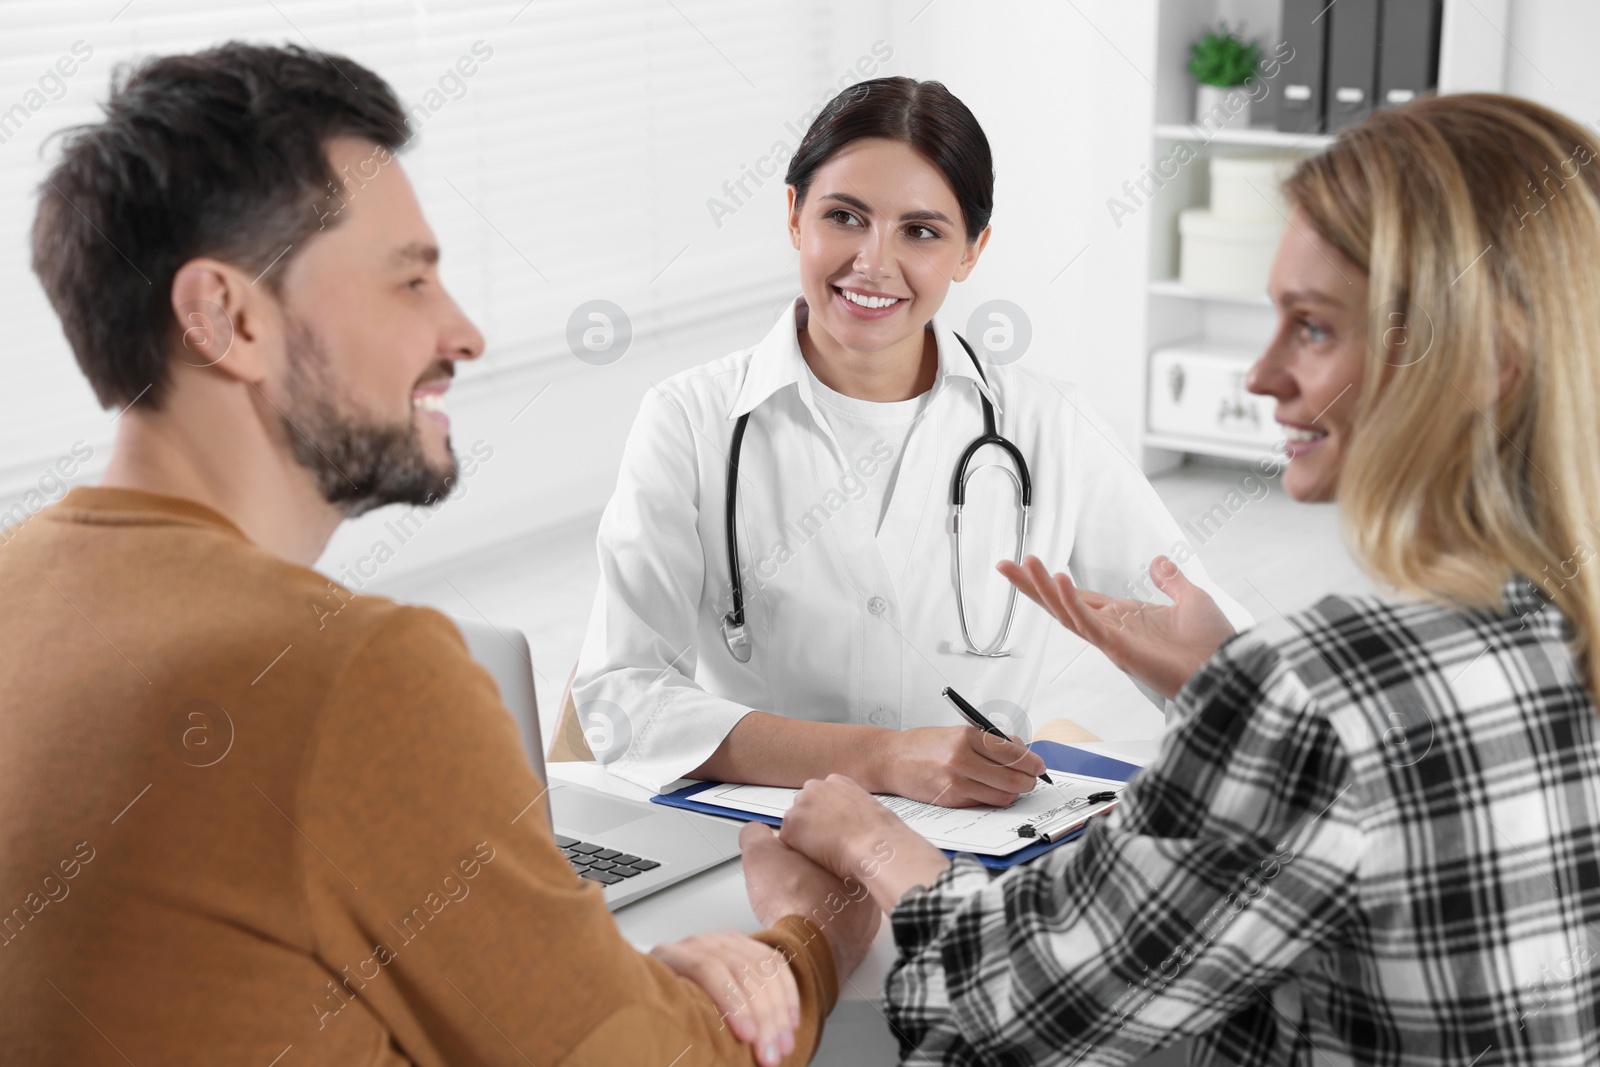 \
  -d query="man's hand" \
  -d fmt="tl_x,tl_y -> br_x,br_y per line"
740,822 -> 880,981
777,775 -> 951,913
650,931 -> 799,1067
999,554 -> 1235,701
879,724 -> 1047,807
